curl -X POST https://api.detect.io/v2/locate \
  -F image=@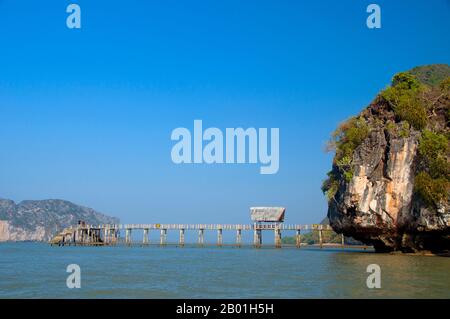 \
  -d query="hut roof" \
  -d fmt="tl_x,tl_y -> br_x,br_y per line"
250,207 -> 285,222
